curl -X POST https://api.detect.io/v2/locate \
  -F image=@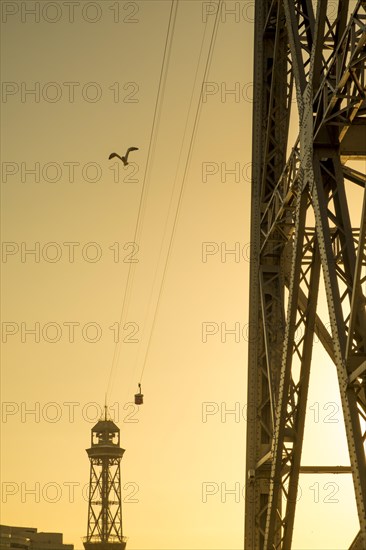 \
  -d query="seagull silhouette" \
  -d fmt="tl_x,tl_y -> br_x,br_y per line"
109,147 -> 139,166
